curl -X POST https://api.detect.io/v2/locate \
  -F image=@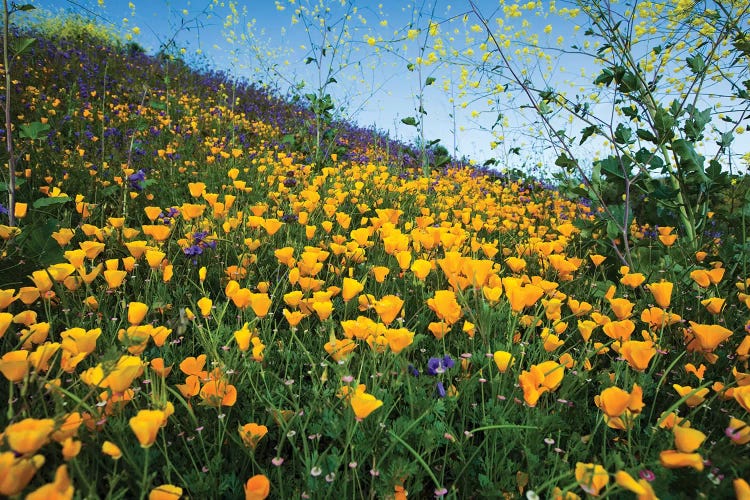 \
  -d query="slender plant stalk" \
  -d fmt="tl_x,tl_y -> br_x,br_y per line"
3,0 -> 16,226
